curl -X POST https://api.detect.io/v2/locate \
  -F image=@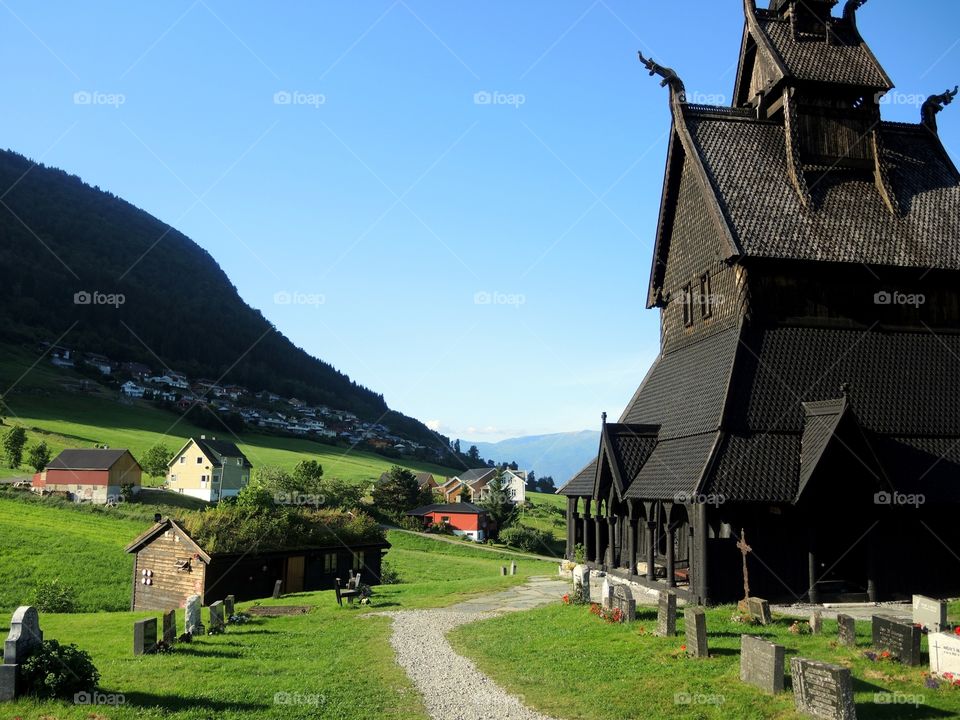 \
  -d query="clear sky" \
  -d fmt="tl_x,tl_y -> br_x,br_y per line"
3,1 -> 958,442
